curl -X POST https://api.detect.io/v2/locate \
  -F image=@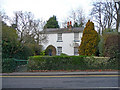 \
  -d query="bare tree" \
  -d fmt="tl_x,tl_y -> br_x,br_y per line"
11,11 -> 47,44
69,8 -> 86,27
91,0 -> 120,34
0,11 -> 12,25
31,19 -> 47,45
62,18 -> 69,28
